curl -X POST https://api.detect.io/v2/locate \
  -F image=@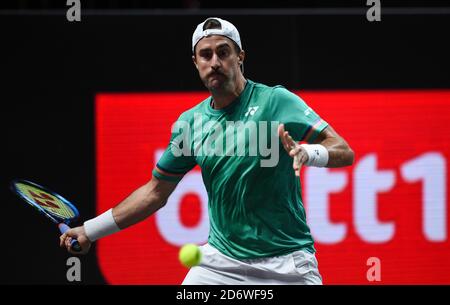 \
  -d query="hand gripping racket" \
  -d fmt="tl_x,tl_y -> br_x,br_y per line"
10,179 -> 82,252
